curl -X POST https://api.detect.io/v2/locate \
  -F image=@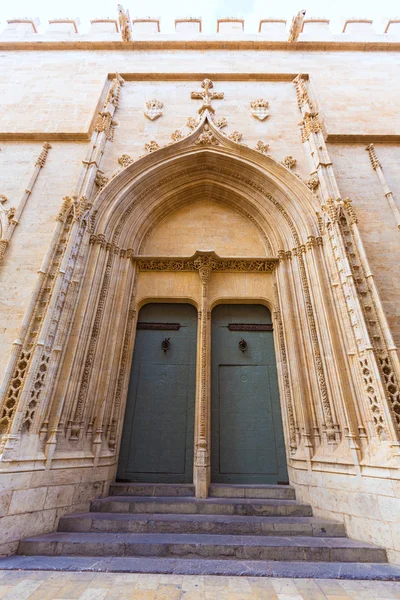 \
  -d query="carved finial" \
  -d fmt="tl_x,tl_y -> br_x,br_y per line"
118,154 -> 134,168
35,142 -> 52,167
250,99 -> 269,121
288,9 -> 306,42
144,140 -> 160,153
144,99 -> 164,121
281,156 -> 297,170
118,4 -> 131,41
366,143 -> 381,170
254,140 -> 269,154
190,79 -> 224,114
